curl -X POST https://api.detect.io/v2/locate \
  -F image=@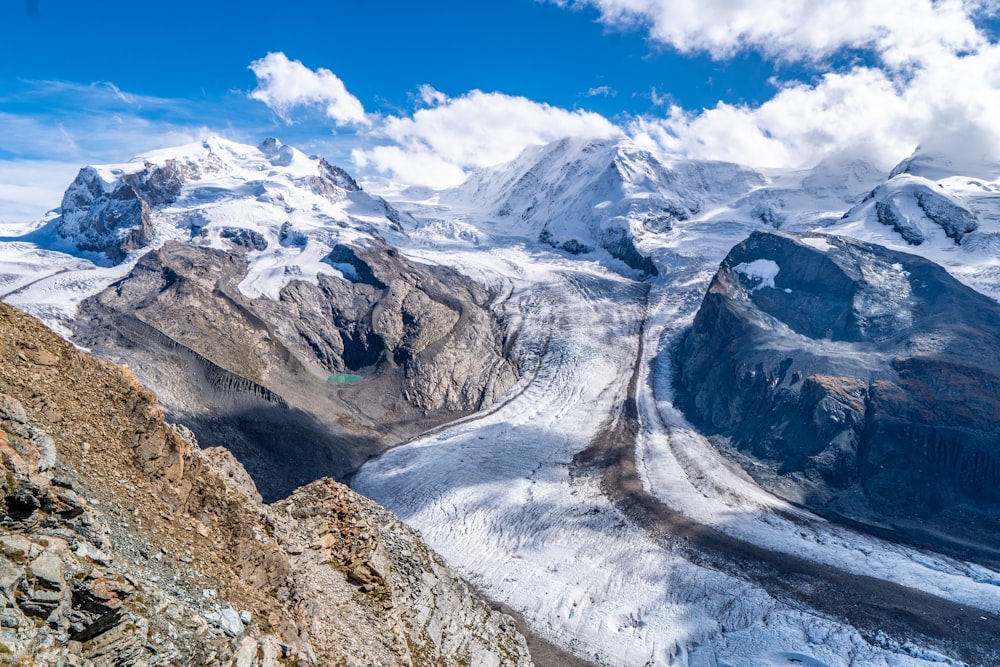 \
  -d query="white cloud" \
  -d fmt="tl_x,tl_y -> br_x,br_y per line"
353,89 -> 622,187
417,84 -> 449,107
0,161 -> 80,226
629,46 -> 1000,171
249,52 -> 368,126
542,0 -> 1000,173
586,86 -> 614,97
555,0 -> 992,65
98,81 -> 137,105
0,81 -> 224,223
